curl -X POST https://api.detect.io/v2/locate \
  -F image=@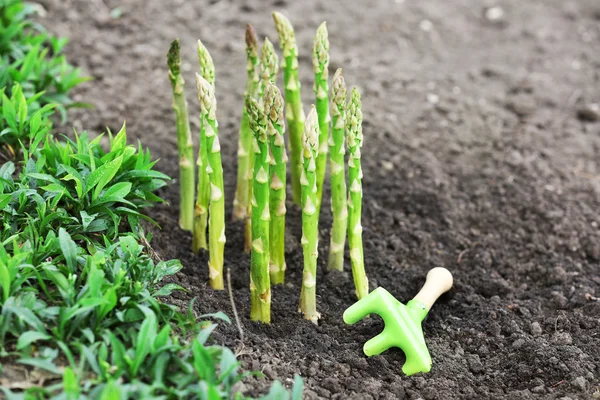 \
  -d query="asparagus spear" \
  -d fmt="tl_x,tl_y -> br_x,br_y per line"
346,88 -> 368,299
233,25 -> 260,222
167,39 -> 195,232
196,74 -> 225,290
299,106 -> 320,324
244,38 -> 279,253
246,95 -> 271,323
273,12 -> 305,205
264,82 -> 287,285
192,40 -> 215,252
312,22 -> 330,216
327,68 -> 348,271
